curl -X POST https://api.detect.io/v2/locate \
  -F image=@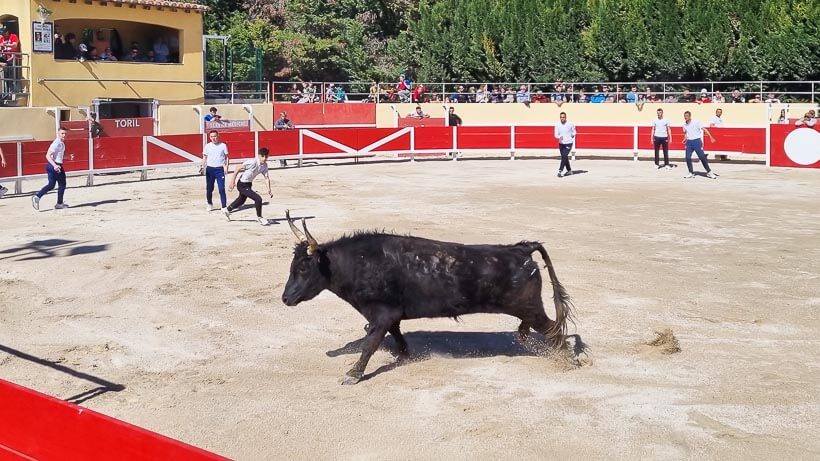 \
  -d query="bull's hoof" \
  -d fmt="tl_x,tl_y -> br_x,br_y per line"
340,373 -> 362,385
